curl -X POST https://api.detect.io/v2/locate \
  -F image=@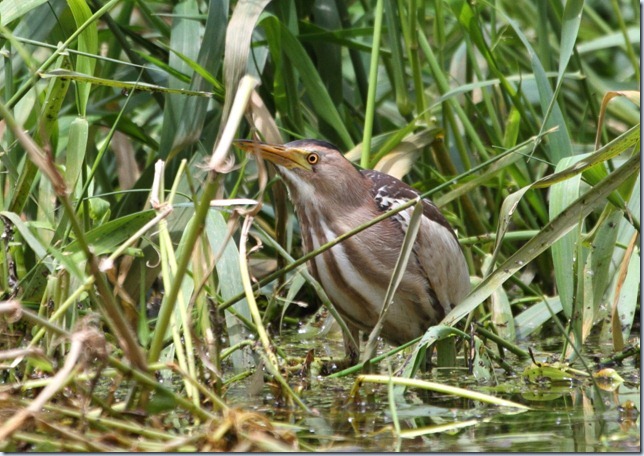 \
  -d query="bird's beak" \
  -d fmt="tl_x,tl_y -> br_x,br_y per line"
234,139 -> 312,171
